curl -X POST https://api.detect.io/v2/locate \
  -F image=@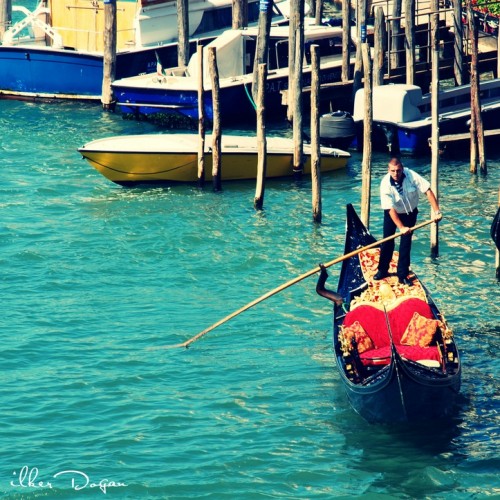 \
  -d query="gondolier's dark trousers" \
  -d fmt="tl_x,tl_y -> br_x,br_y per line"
378,208 -> 418,280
